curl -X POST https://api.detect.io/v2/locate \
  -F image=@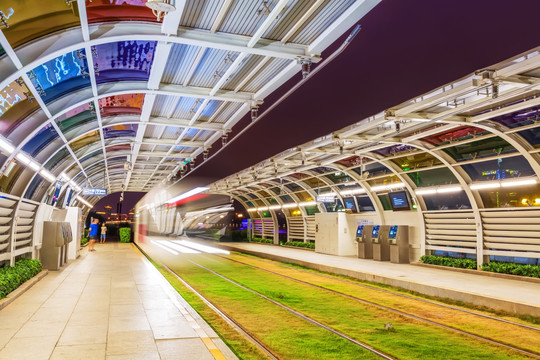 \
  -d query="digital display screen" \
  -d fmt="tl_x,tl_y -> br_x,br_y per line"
389,191 -> 410,211
372,225 -> 380,237
344,198 -> 356,211
388,225 -> 398,239
356,225 -> 364,237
